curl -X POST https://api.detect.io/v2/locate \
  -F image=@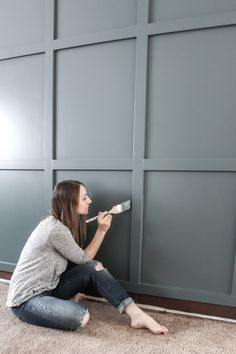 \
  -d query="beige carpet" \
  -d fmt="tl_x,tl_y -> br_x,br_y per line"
0,282 -> 235,354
